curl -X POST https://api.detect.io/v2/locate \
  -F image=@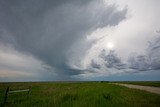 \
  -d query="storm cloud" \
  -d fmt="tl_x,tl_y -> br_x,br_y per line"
0,0 -> 159,81
0,0 -> 127,79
